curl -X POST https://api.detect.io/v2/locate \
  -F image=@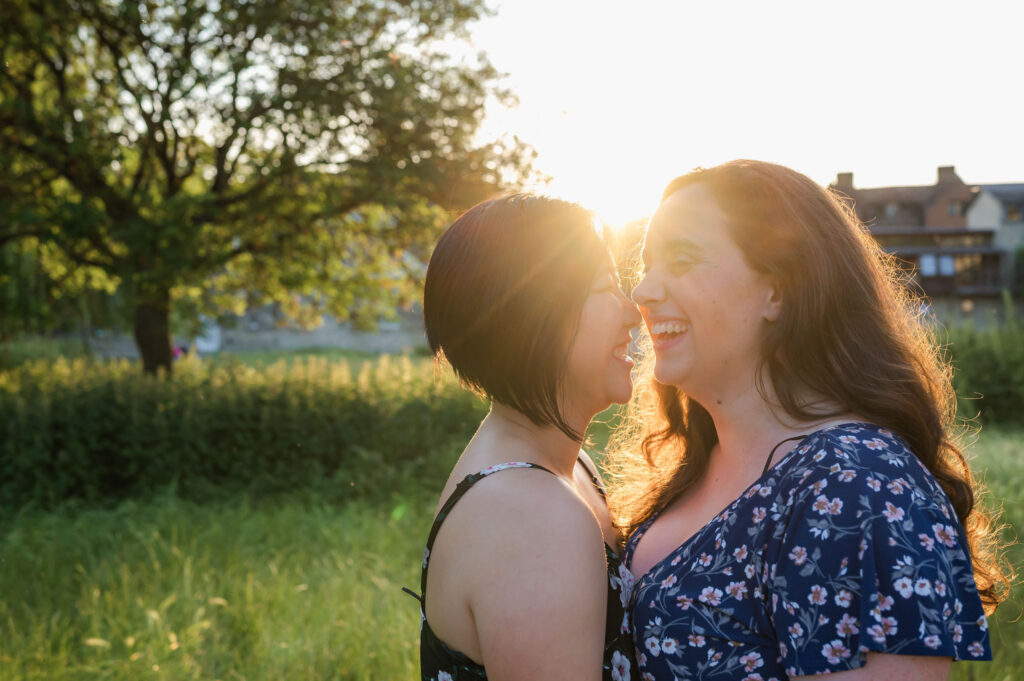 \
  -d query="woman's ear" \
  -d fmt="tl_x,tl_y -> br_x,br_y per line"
762,279 -> 783,322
